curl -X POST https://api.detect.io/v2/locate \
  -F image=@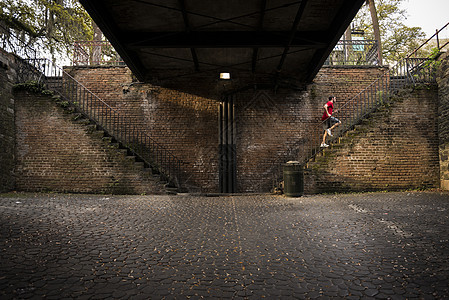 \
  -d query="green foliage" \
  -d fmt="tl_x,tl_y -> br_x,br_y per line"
0,0 -> 93,64
422,47 -> 442,75
13,80 -> 54,95
352,0 -> 426,64
376,90 -> 385,105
